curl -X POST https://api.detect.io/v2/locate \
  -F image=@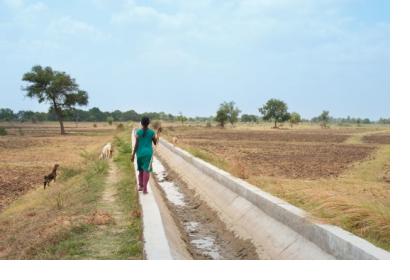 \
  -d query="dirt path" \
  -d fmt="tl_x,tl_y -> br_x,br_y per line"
84,159 -> 128,259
